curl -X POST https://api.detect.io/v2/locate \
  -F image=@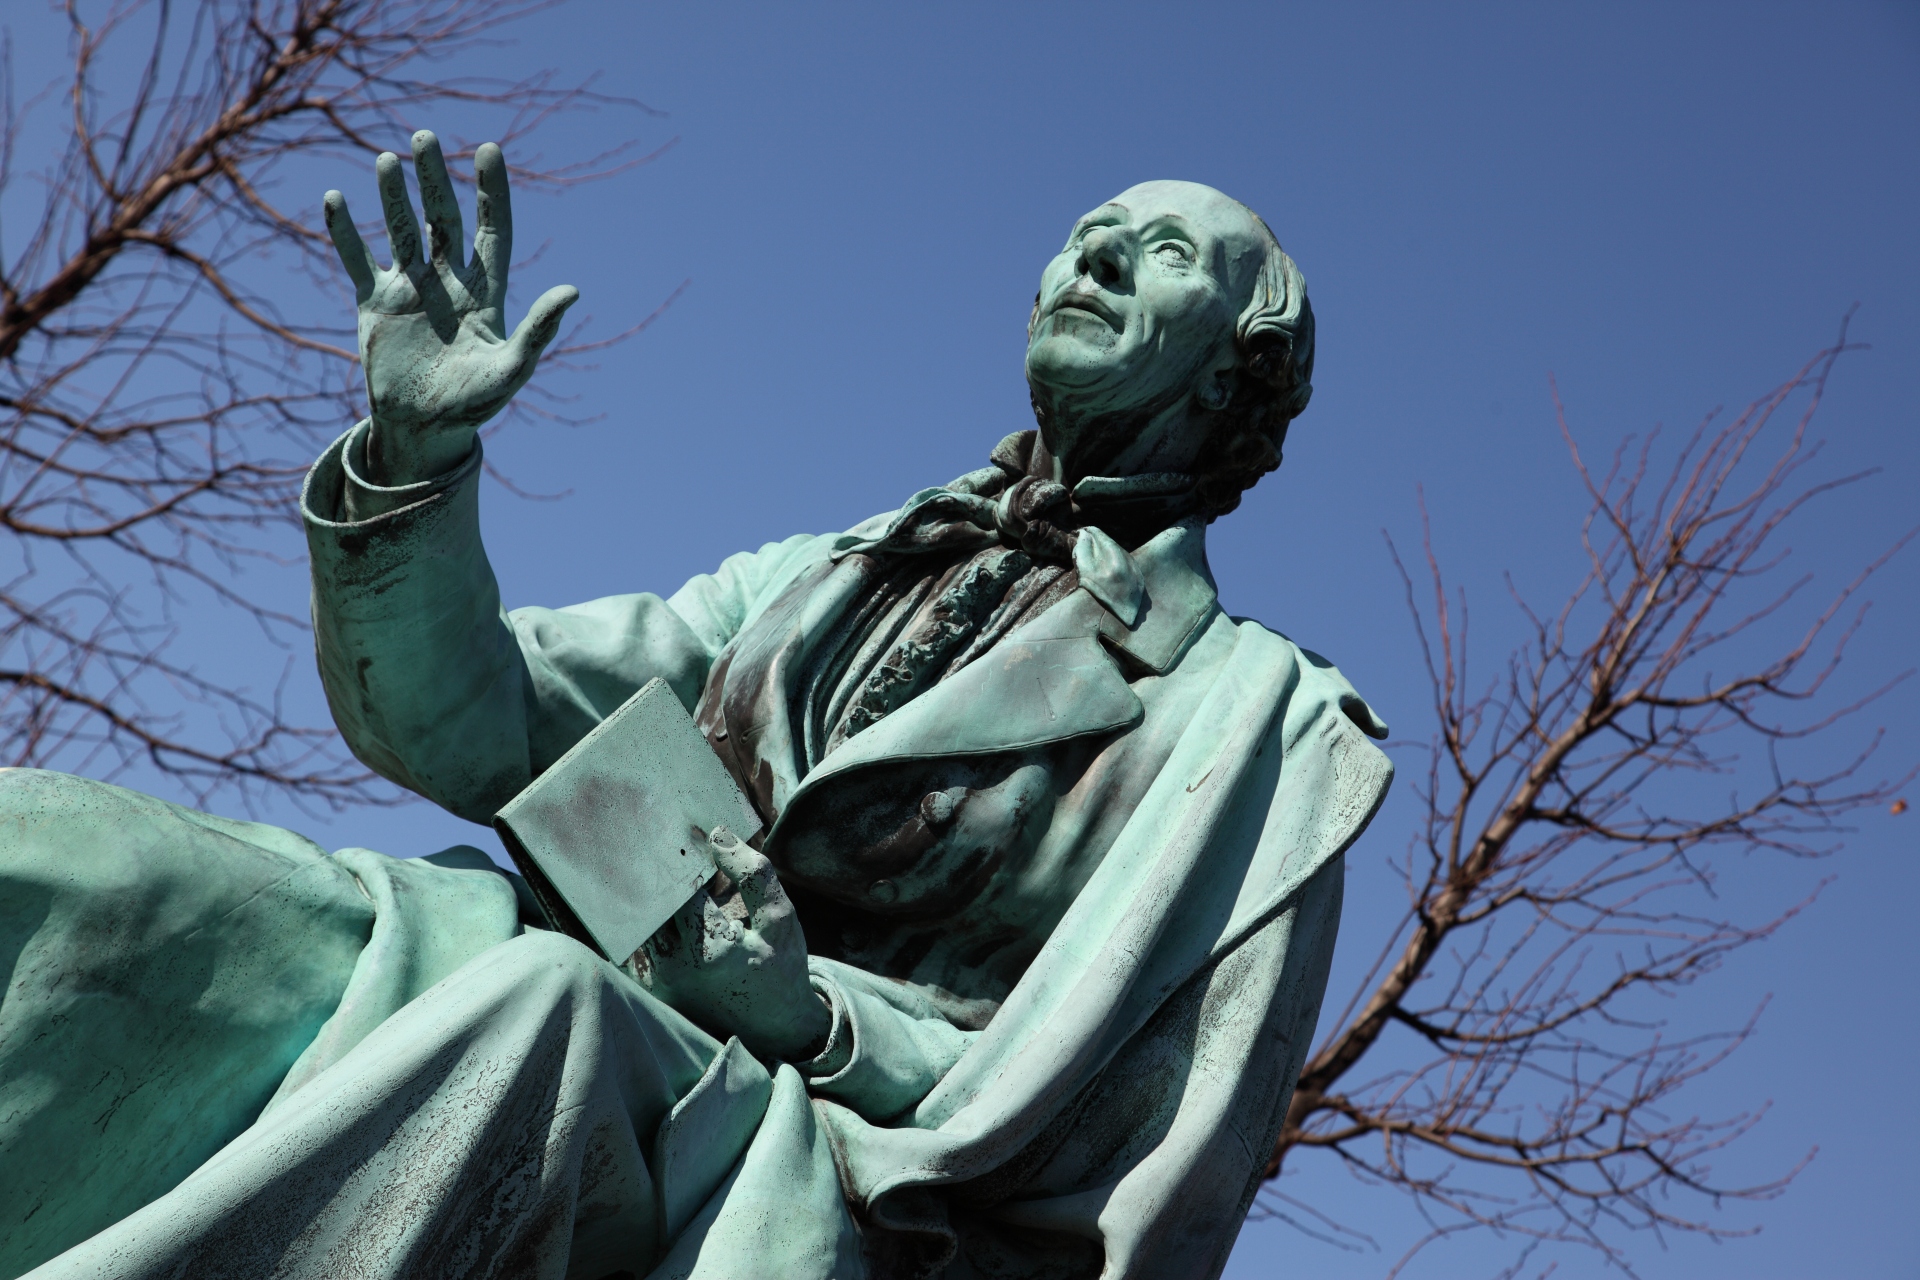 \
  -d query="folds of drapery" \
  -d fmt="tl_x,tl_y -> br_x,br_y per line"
0,620 -> 1388,1280
0,770 -> 553,1278
21,929 -> 861,1280
0,771 -> 862,1280
0,770 -> 378,1278
814,622 -> 1392,1275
